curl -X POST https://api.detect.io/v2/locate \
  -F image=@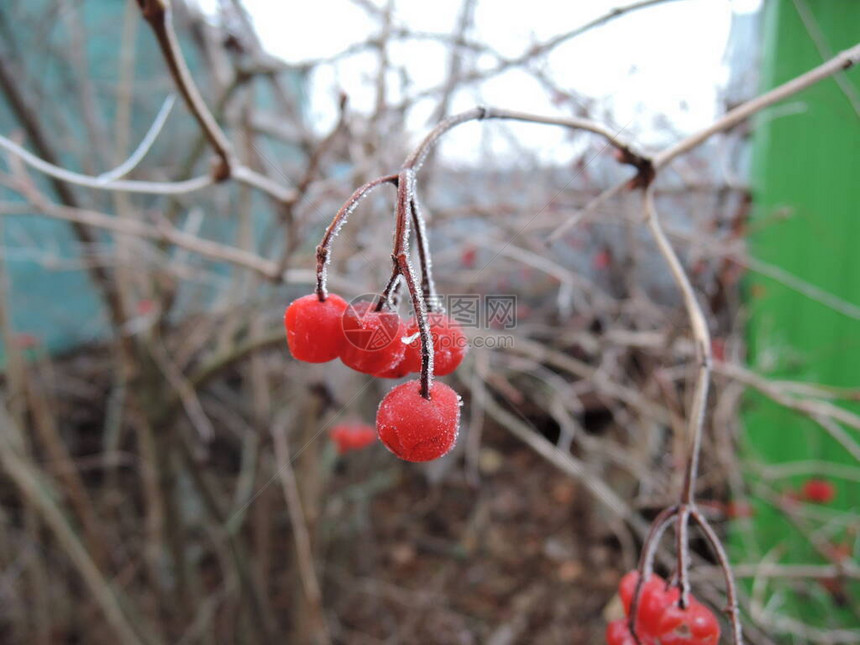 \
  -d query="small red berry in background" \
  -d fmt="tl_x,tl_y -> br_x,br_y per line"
376,380 -> 461,462
340,301 -> 406,375
400,313 -> 467,376
329,423 -> 377,454
460,245 -> 477,268
724,499 -> 755,519
710,337 -> 726,362
800,478 -> 836,504
284,293 -> 348,363
136,299 -> 156,316
11,333 -> 40,350
593,248 -> 612,270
